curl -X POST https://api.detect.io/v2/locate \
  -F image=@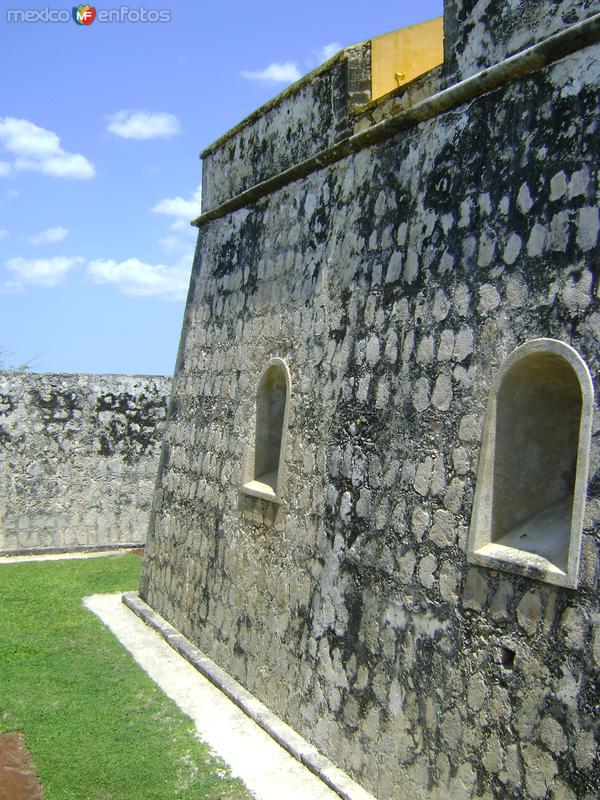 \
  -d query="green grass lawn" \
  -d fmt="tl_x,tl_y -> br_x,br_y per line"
0,554 -> 252,800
